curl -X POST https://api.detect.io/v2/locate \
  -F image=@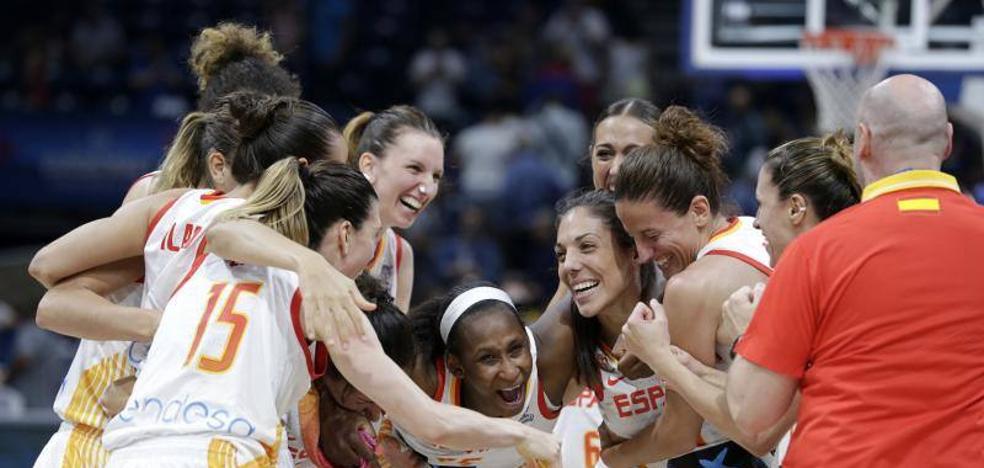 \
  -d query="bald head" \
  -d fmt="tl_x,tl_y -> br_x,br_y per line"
856,75 -> 951,173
